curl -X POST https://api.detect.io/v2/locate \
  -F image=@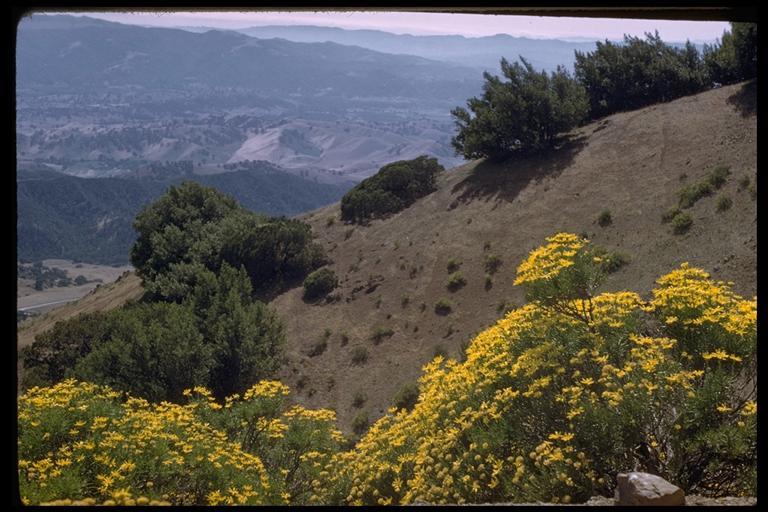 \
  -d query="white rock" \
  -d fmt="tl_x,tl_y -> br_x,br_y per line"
615,472 -> 685,506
